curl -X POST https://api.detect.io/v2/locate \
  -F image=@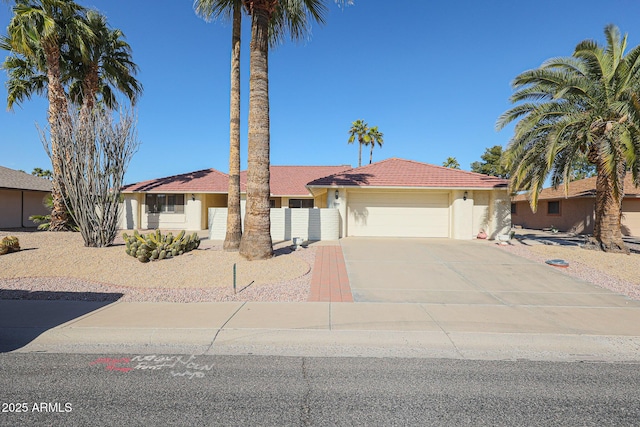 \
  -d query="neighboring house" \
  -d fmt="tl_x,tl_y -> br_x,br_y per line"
306,158 -> 511,239
511,174 -> 640,237
0,166 -> 52,229
119,165 -> 351,231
